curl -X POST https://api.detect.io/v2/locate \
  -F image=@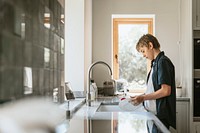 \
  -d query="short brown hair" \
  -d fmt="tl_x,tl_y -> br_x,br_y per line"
136,34 -> 160,51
